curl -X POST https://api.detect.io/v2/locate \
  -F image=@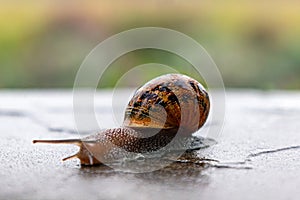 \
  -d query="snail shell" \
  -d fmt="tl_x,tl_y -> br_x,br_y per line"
33,74 -> 210,165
